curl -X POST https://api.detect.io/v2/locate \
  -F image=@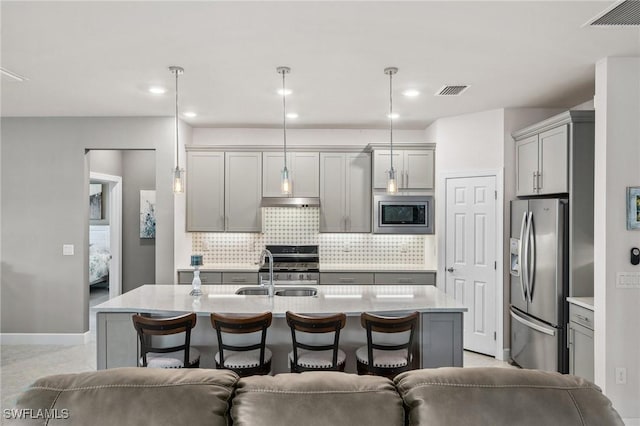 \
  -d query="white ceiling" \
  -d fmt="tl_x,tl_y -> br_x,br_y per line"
1,1 -> 639,129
